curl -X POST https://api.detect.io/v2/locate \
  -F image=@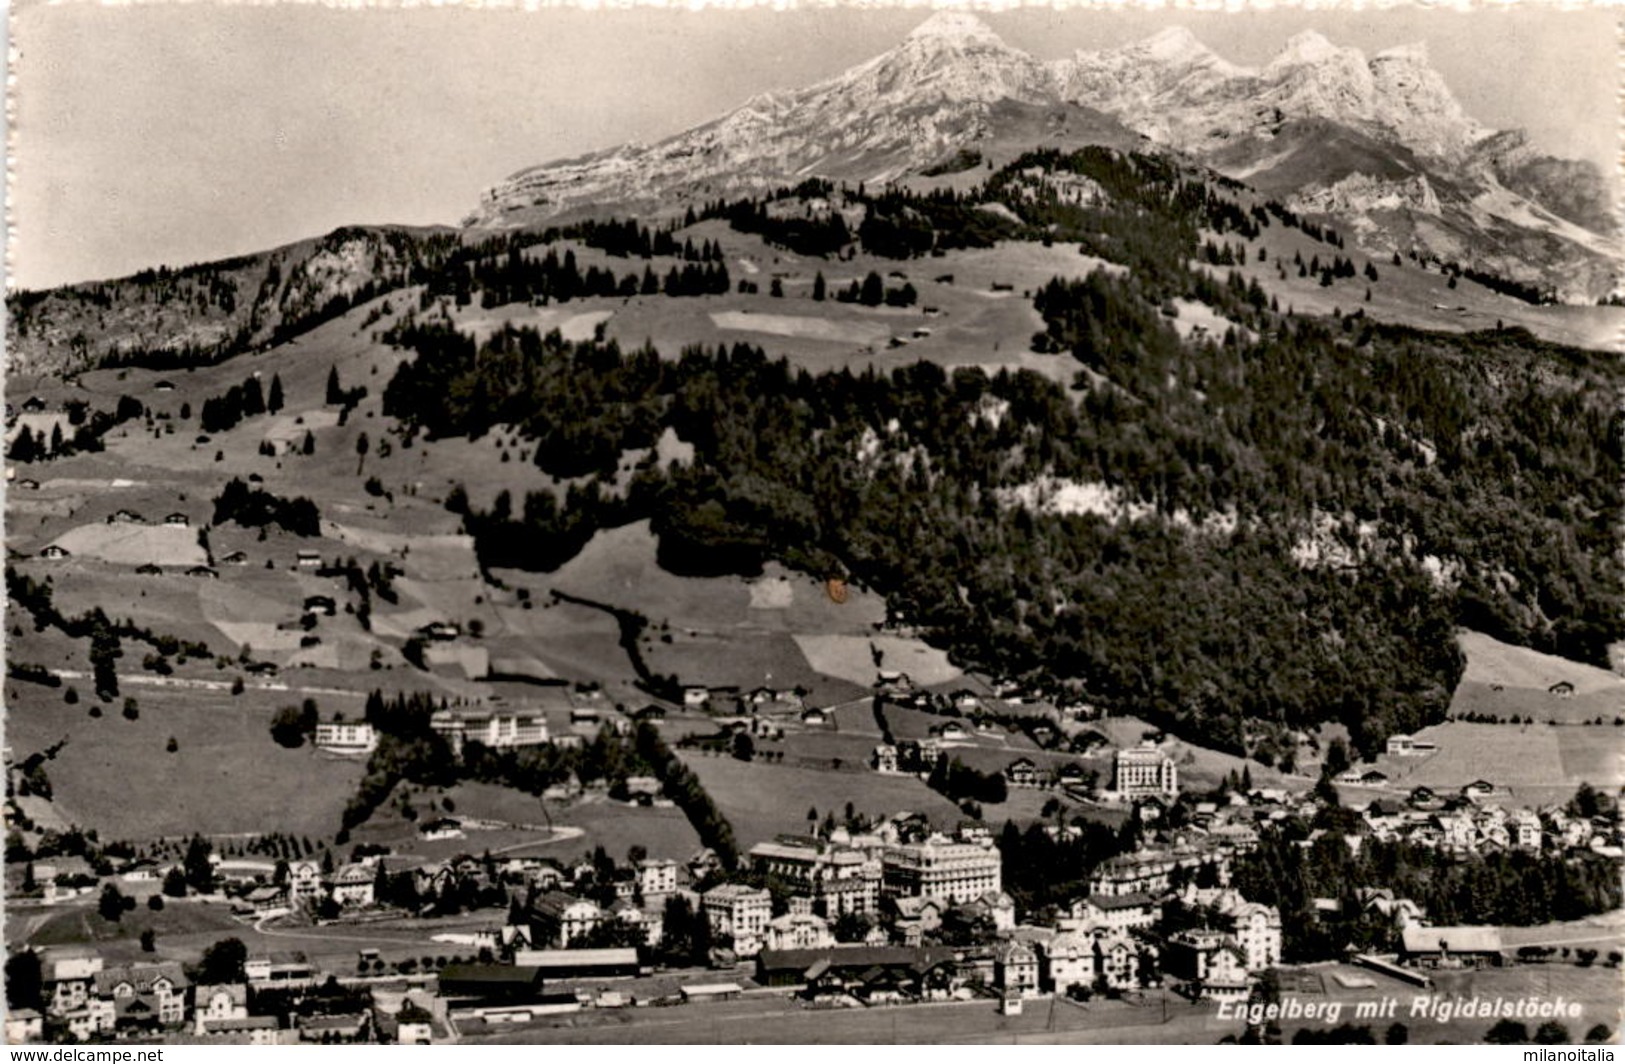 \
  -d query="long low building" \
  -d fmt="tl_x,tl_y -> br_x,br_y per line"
756,946 -> 957,988
510,948 -> 642,979
436,964 -> 544,1006
1398,926 -> 1504,970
